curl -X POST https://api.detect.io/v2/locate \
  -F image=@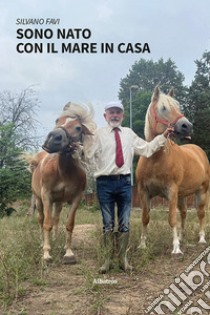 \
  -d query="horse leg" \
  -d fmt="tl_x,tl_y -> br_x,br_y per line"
52,202 -> 62,240
35,197 -> 44,241
177,197 -> 187,241
196,189 -> 207,244
63,194 -> 82,264
28,194 -> 36,215
138,191 -> 150,249
168,186 -> 183,254
41,189 -> 54,262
